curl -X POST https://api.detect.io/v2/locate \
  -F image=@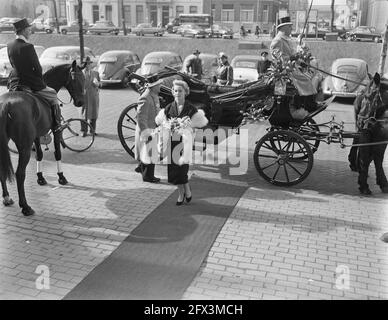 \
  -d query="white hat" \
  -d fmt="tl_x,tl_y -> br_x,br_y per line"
218,52 -> 228,59
146,75 -> 163,87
